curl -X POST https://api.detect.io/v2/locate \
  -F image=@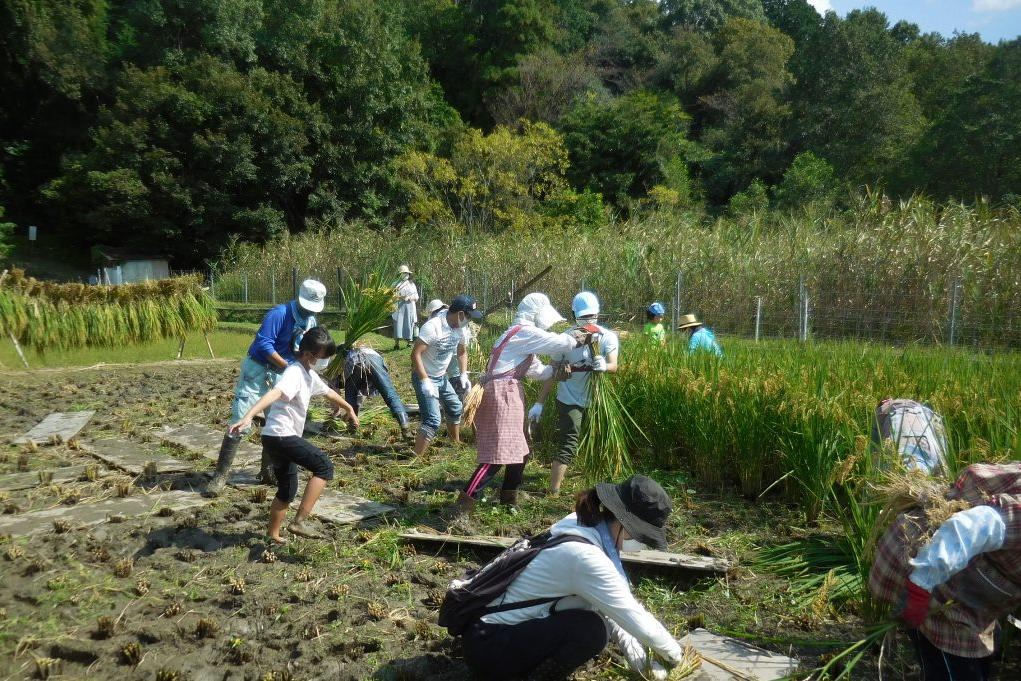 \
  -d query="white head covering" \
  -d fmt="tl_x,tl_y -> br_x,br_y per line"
514,292 -> 564,331
426,299 -> 447,316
